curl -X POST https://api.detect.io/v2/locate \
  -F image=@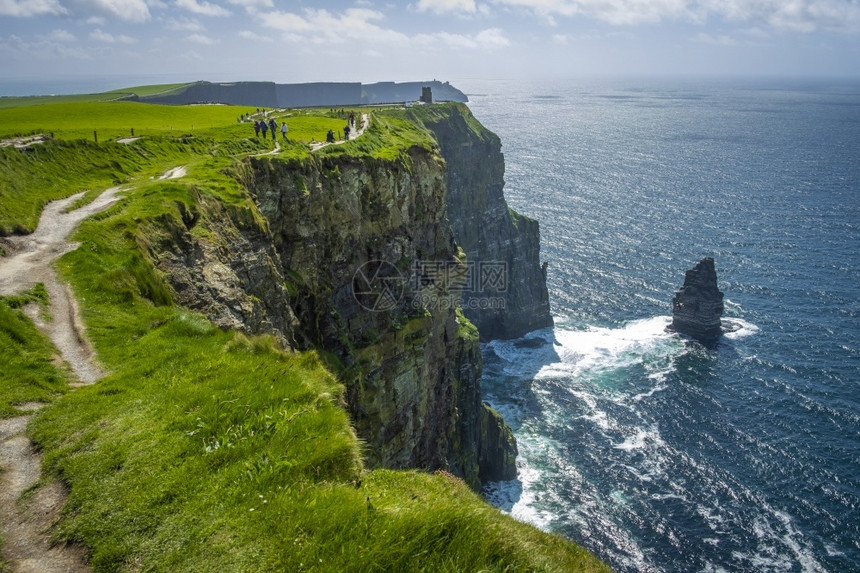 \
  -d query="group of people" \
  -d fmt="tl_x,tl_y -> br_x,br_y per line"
253,118 -> 288,141
247,110 -> 362,147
